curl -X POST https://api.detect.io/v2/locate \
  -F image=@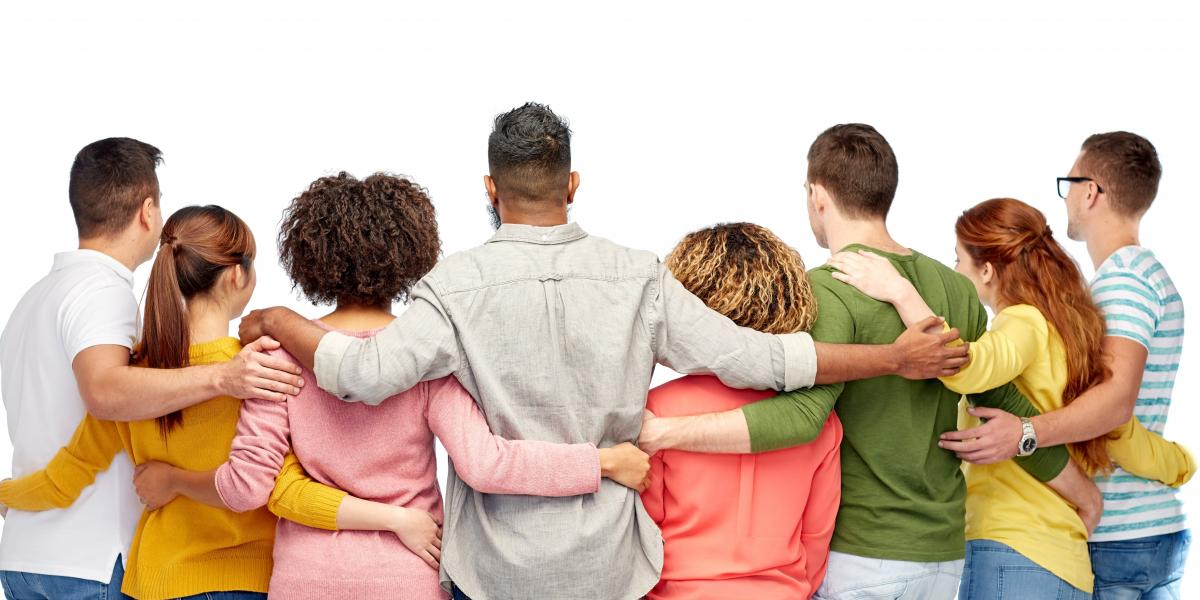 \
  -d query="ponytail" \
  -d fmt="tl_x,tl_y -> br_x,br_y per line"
137,206 -> 256,439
